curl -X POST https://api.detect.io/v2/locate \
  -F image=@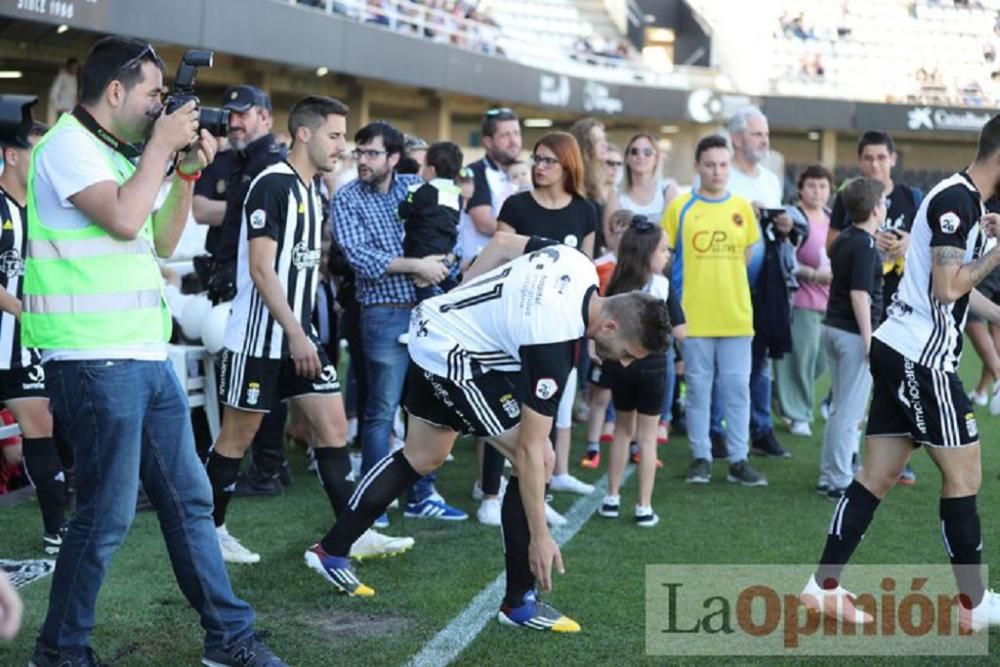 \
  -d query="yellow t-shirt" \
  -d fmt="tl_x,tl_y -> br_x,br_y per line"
660,191 -> 760,337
